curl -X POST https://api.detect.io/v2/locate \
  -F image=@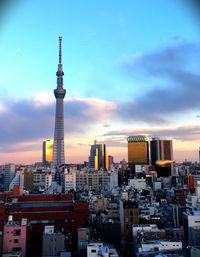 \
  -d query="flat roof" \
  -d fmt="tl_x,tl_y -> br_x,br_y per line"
7,200 -> 74,208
